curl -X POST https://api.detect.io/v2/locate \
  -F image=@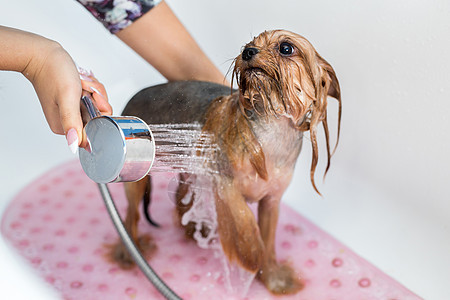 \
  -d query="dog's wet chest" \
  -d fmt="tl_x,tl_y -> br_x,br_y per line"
236,117 -> 303,202
255,118 -> 303,165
